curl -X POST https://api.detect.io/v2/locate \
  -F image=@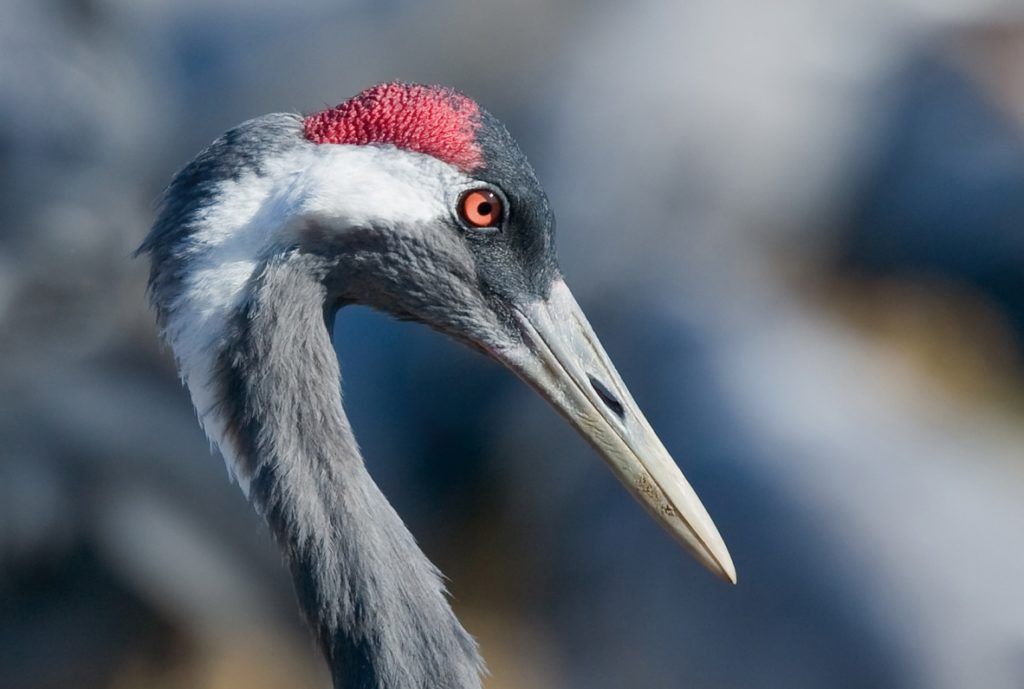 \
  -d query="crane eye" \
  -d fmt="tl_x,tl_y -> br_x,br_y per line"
458,188 -> 503,229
